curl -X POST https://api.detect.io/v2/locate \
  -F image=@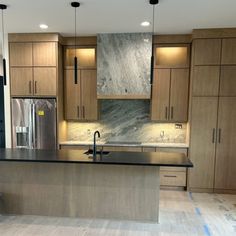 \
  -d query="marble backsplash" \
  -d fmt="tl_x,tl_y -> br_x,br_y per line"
97,33 -> 152,96
67,100 -> 187,144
